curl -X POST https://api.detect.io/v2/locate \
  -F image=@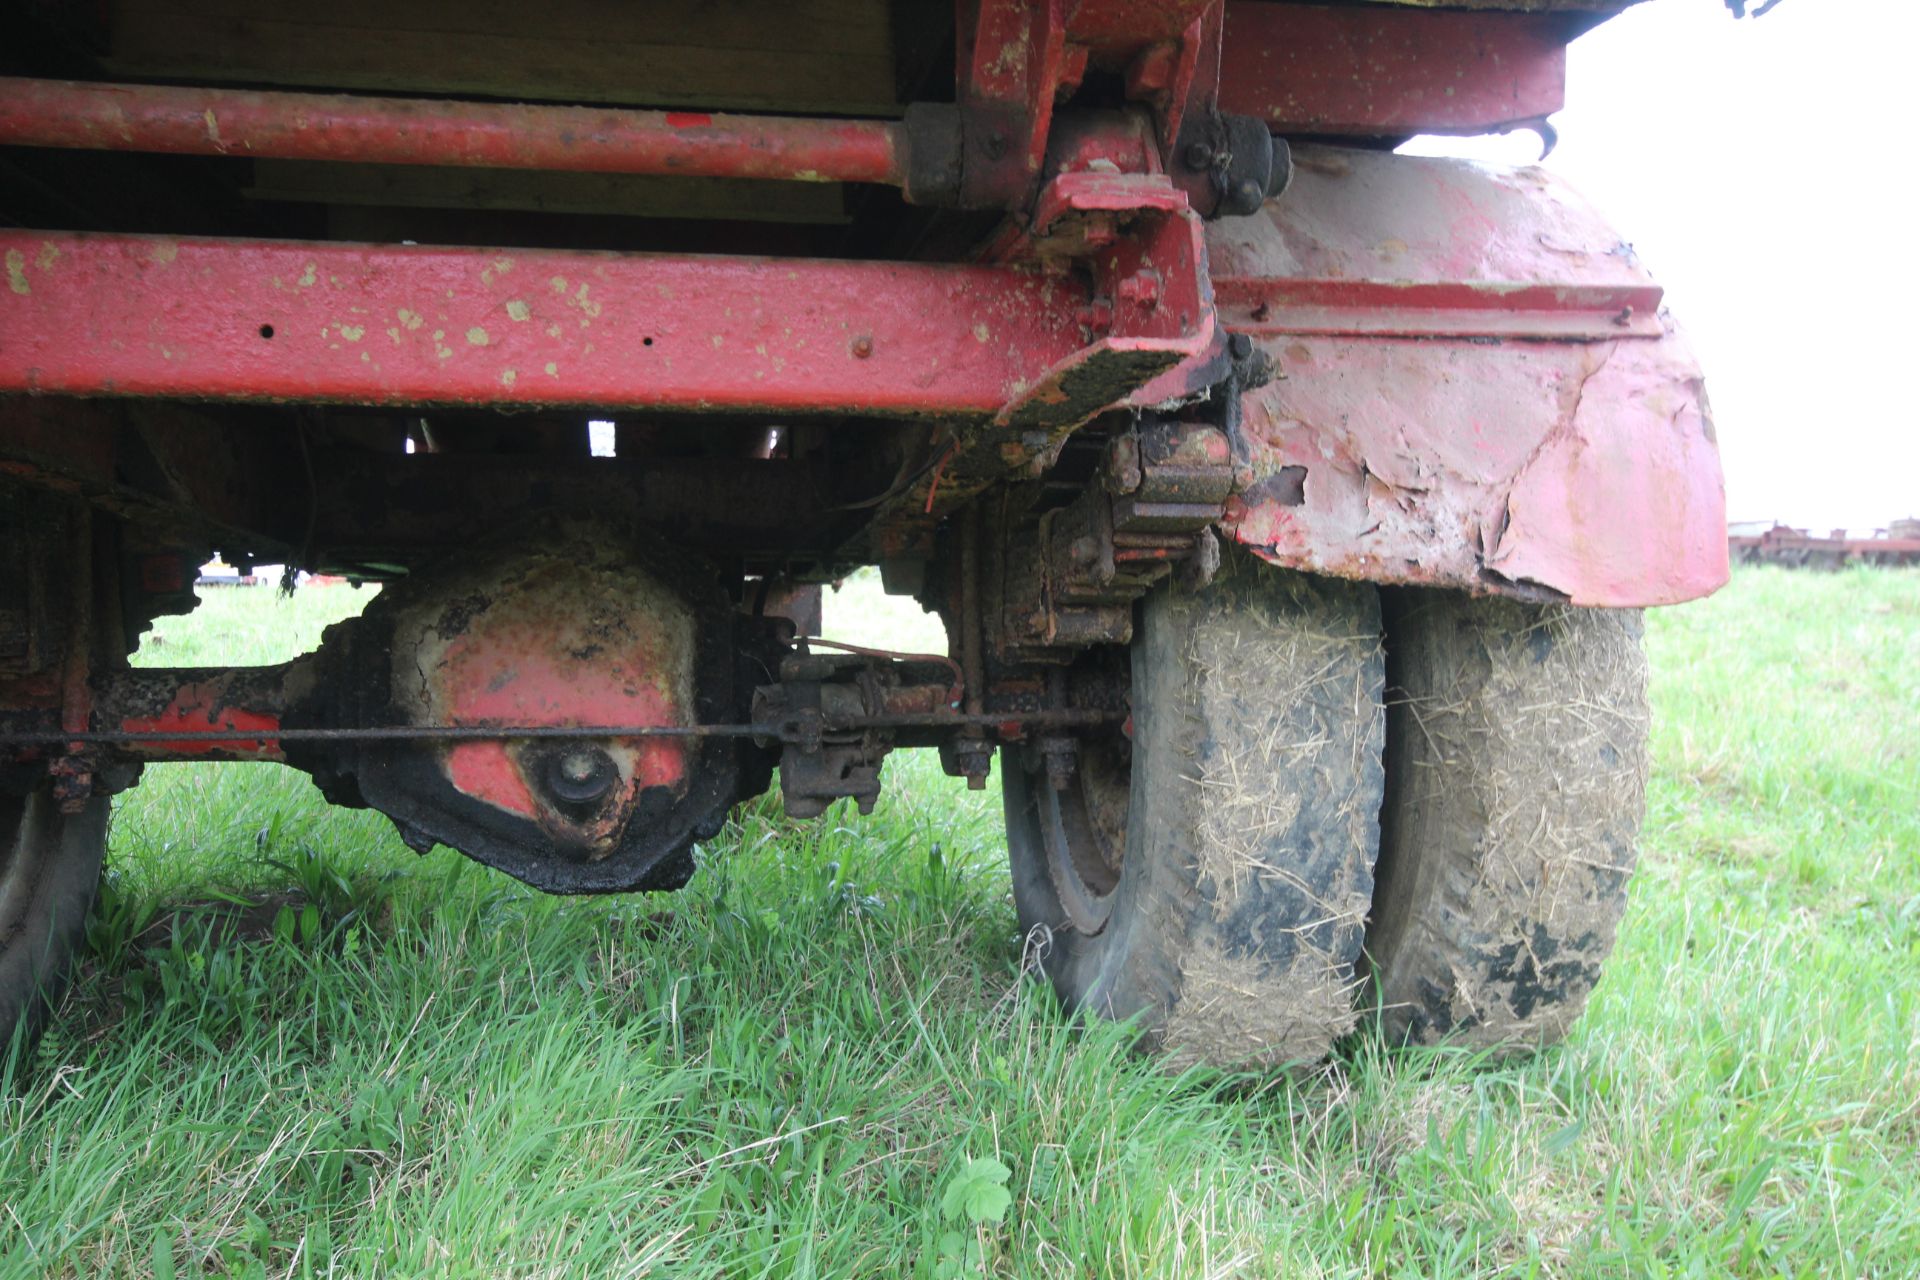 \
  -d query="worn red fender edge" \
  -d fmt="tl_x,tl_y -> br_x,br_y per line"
1209,146 -> 1727,607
